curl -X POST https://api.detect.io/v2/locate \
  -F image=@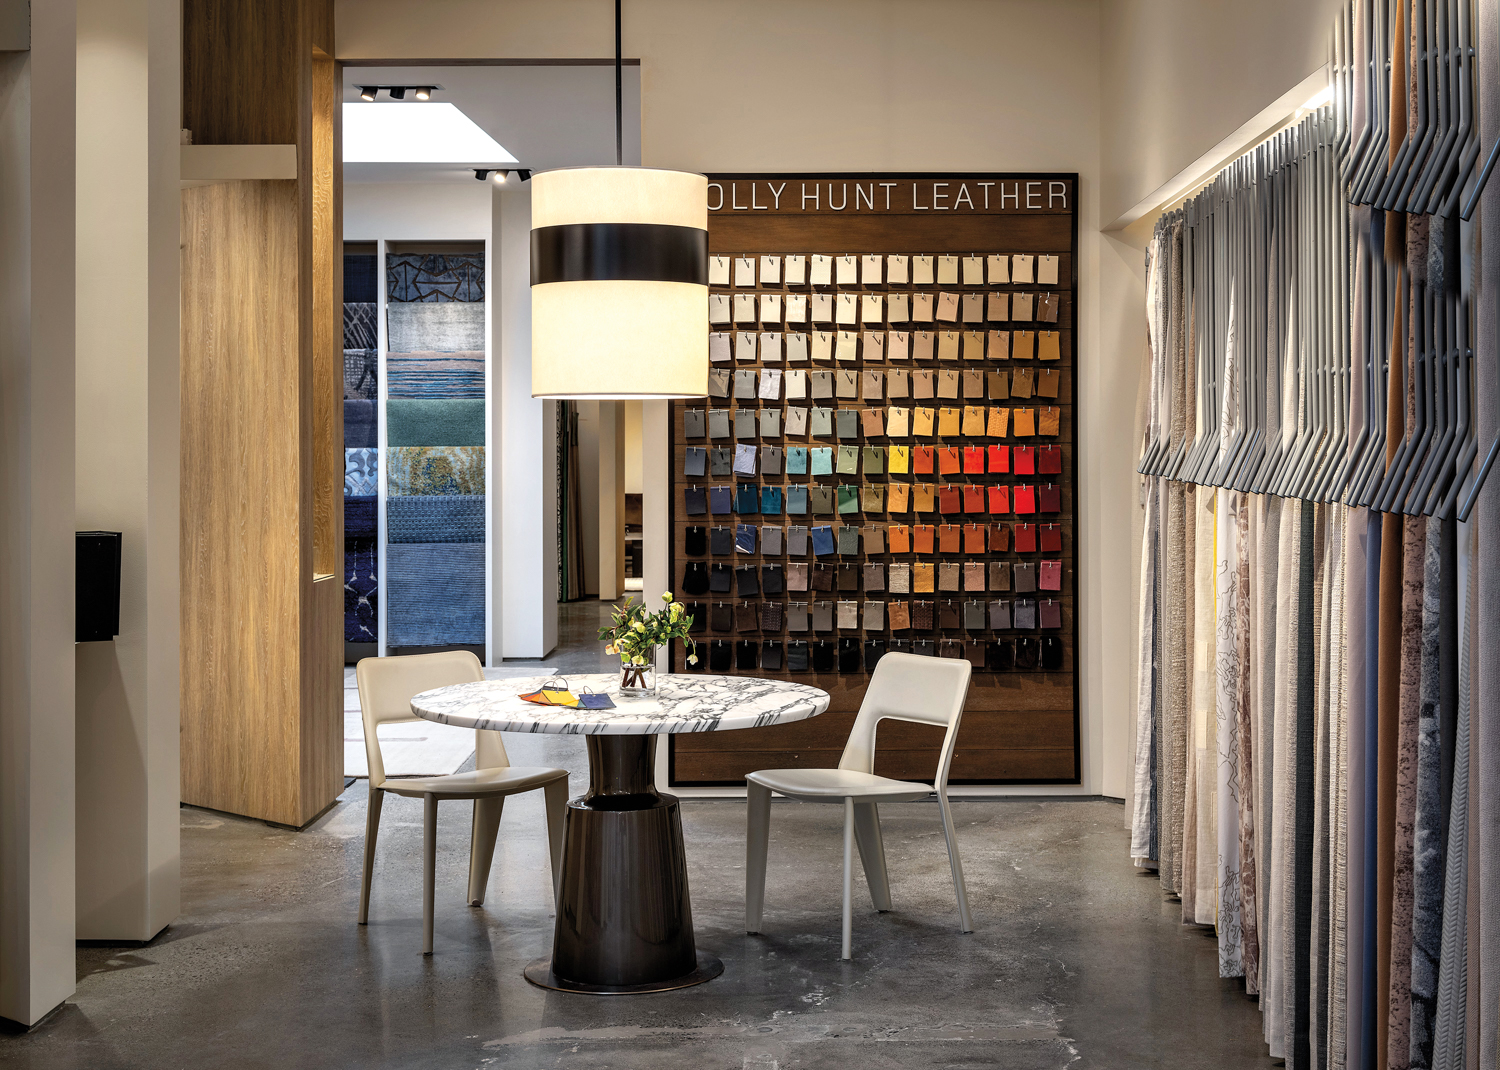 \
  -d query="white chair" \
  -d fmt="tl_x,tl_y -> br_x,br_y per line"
745,652 -> 974,959
356,651 -> 569,955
